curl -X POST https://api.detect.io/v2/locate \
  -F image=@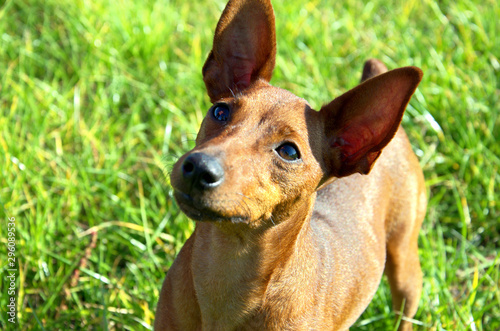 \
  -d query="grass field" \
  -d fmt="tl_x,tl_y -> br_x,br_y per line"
0,0 -> 499,329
